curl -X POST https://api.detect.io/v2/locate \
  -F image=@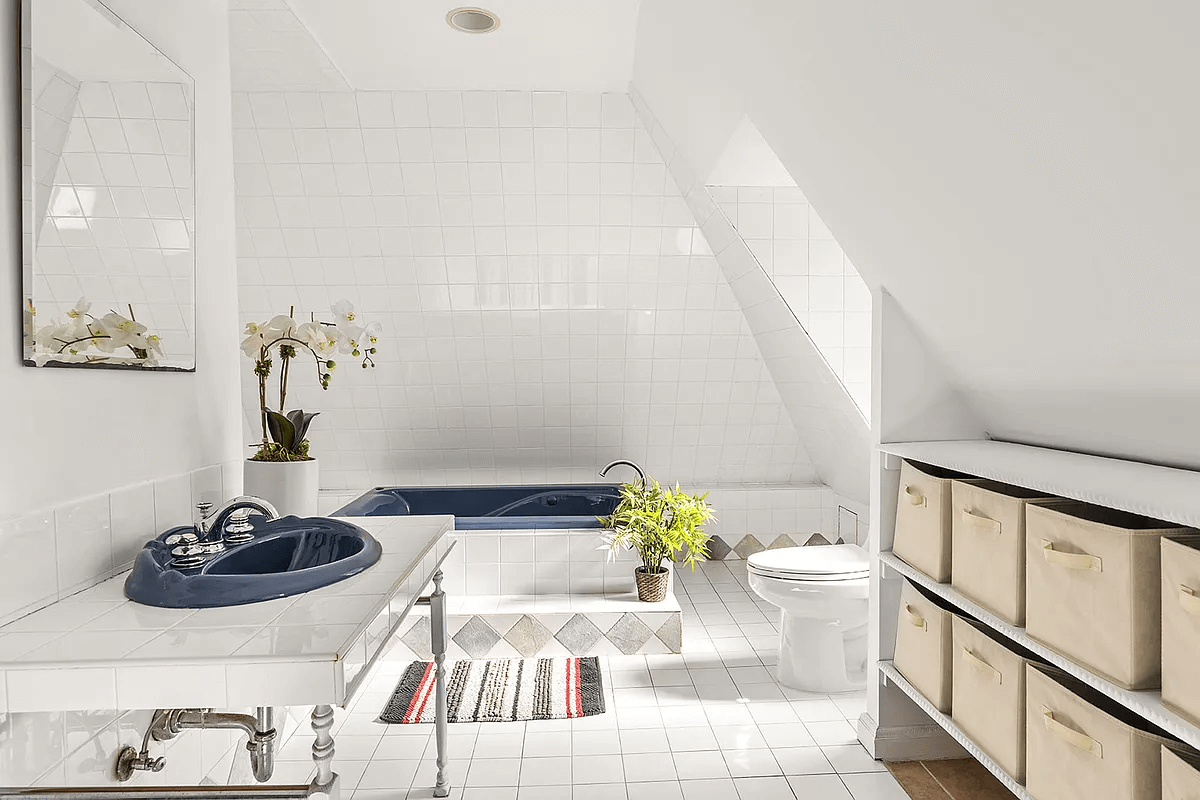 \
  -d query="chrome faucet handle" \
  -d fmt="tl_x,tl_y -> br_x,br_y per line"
194,501 -> 214,537
223,508 -> 256,545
